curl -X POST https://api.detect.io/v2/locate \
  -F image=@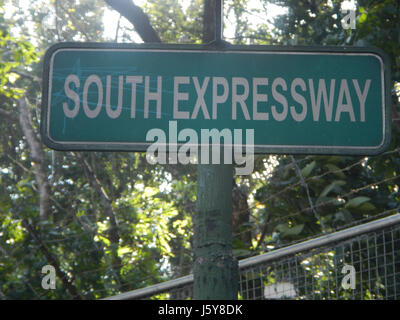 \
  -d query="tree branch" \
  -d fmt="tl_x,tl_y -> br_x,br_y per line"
22,220 -> 82,299
10,69 -> 42,85
75,153 -> 120,245
203,0 -> 217,43
105,0 -> 161,43
290,155 -> 326,232
17,97 -> 51,221
75,152 -> 122,284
